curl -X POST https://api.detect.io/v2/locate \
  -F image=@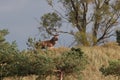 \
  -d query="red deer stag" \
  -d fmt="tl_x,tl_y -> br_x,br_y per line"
35,34 -> 59,49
